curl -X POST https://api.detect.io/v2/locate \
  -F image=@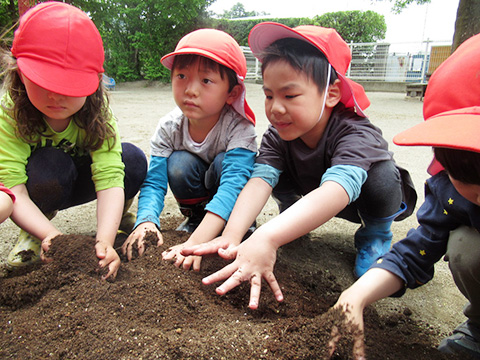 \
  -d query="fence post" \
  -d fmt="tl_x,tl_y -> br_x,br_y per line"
421,39 -> 431,83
